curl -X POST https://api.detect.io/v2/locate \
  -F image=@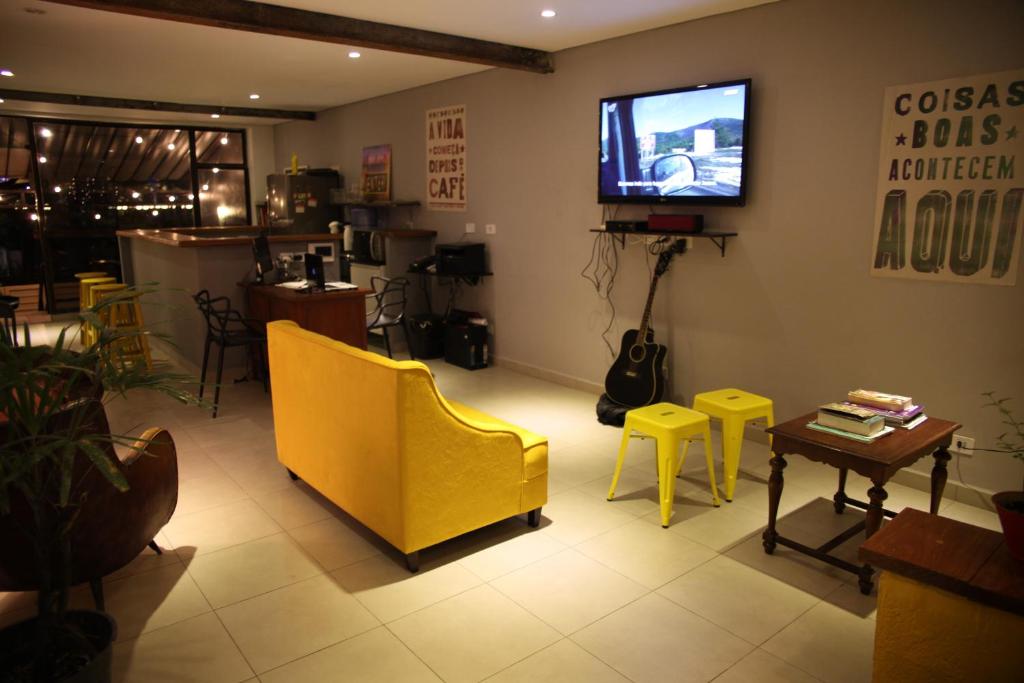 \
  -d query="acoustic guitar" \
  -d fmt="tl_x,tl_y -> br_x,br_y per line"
604,246 -> 680,407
